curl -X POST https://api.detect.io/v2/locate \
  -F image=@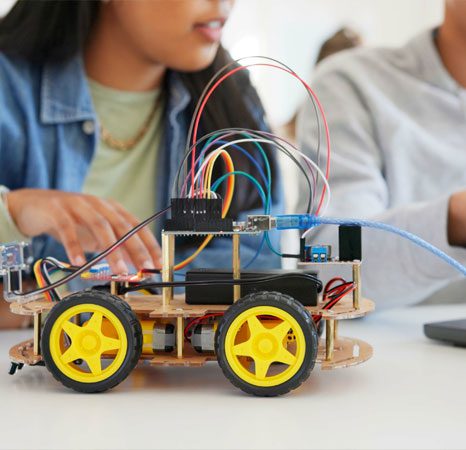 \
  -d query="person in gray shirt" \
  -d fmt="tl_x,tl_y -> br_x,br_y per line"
297,0 -> 466,307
